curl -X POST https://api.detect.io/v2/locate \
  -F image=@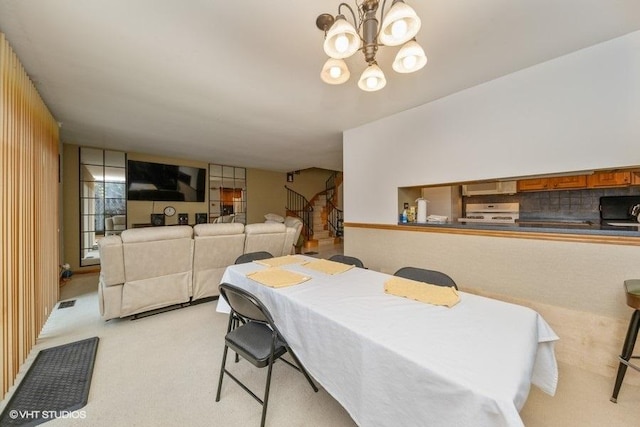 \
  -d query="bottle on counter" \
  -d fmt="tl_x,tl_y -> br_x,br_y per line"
401,202 -> 409,223
408,206 -> 416,222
